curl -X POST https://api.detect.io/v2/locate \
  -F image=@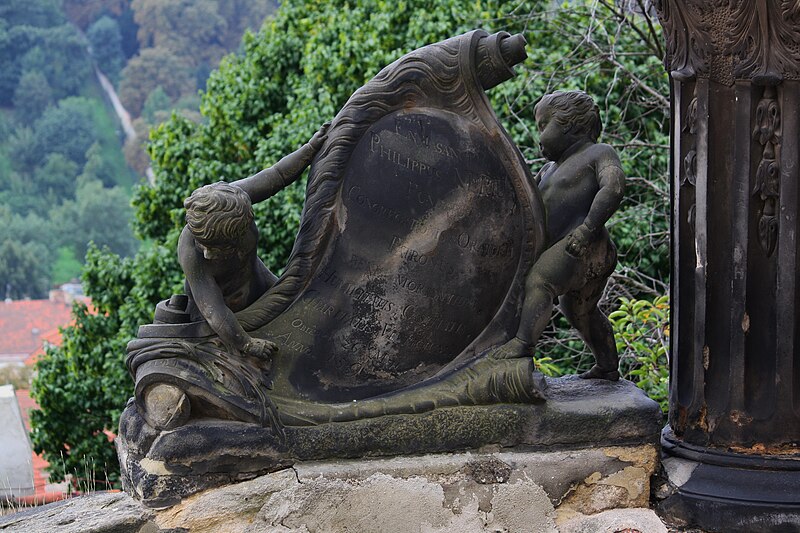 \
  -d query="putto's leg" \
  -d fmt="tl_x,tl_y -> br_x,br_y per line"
561,280 -> 619,381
